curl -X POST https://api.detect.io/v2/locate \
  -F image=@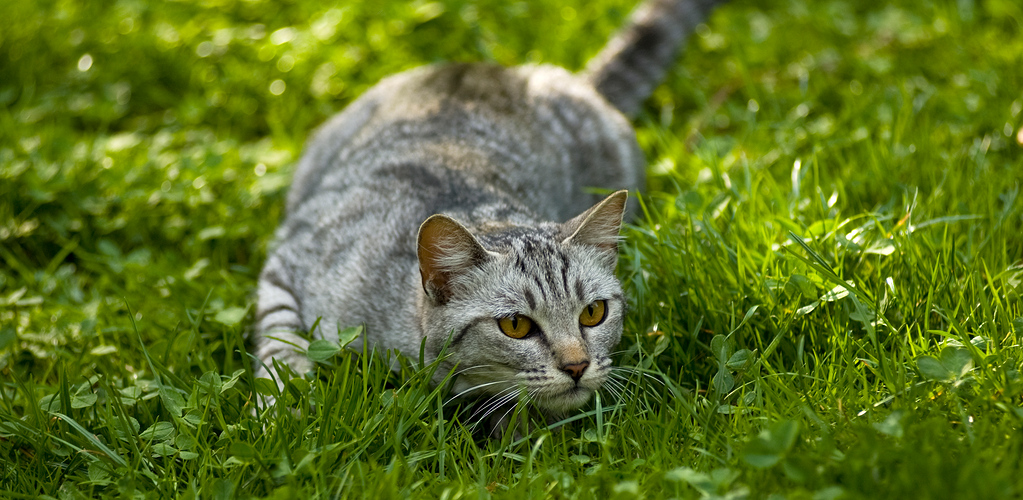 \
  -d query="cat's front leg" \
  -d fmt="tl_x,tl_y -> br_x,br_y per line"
252,254 -> 314,408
